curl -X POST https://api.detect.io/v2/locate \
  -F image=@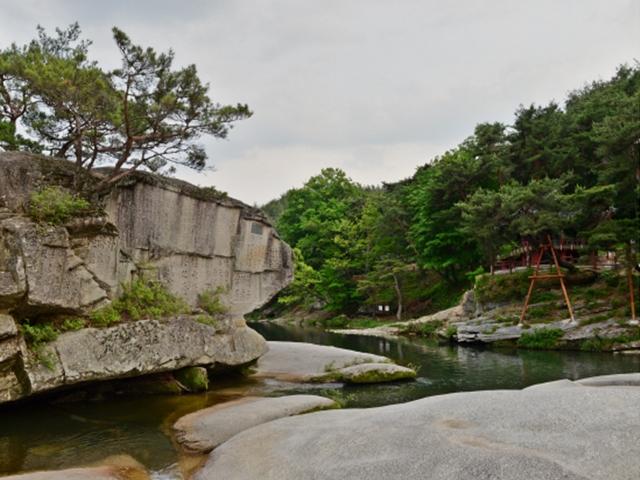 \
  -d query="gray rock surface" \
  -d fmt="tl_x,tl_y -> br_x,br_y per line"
0,152 -> 293,316
0,313 -> 17,340
15,317 -> 267,397
196,374 -> 640,480
1,455 -> 150,479
0,153 -> 293,403
174,395 -> 337,453
253,341 -> 393,382
334,362 -> 416,383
